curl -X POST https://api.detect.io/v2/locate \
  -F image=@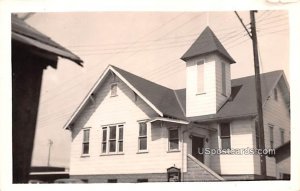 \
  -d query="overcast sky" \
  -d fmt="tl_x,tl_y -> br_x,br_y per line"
25,11 -> 289,167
